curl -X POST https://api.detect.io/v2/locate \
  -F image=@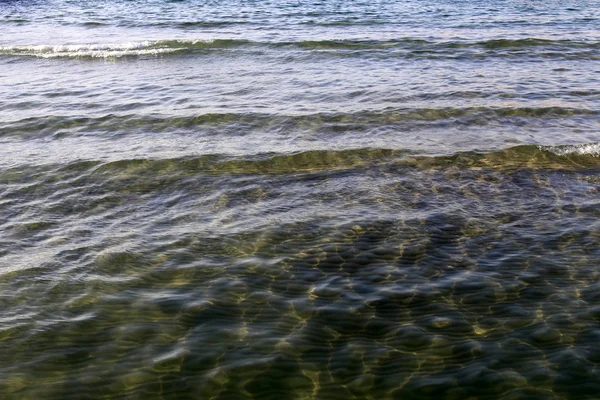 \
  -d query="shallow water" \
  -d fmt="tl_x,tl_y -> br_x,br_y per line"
1,1 -> 600,399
